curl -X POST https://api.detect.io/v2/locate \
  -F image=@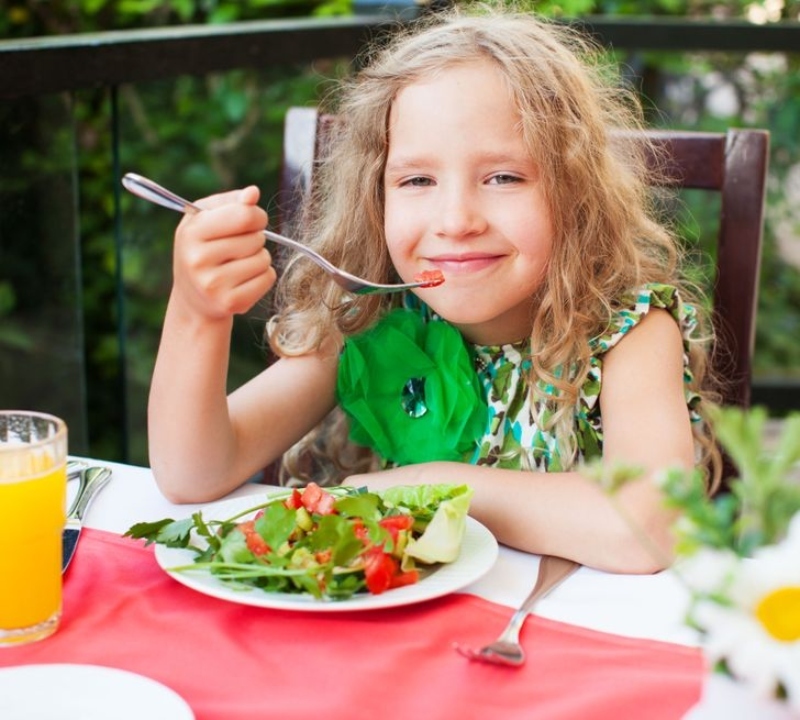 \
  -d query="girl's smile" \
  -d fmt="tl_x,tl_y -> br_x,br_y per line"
426,251 -> 506,276
383,59 -> 554,346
